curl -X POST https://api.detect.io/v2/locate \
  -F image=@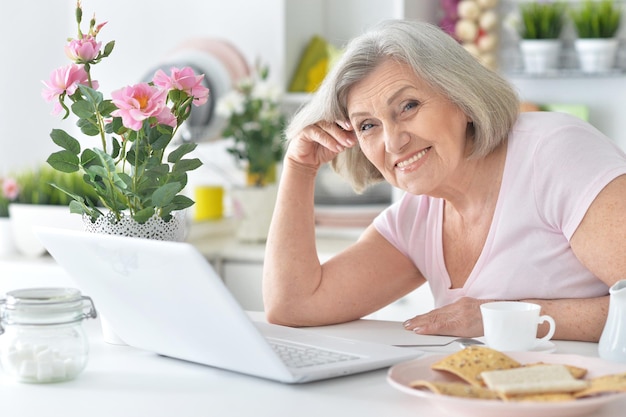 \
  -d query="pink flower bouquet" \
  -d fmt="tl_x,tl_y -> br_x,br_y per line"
42,1 -> 209,223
